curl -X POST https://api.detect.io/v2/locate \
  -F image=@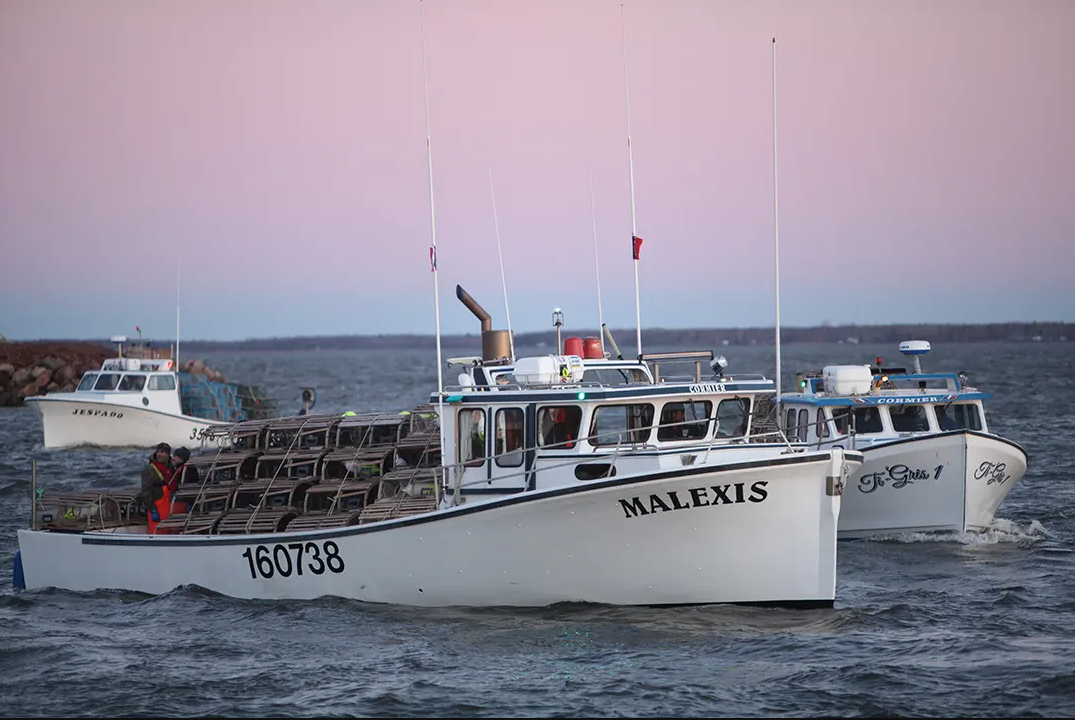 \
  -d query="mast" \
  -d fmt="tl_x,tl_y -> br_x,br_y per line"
420,0 -> 446,459
621,4 -> 642,360
488,167 -> 515,362
589,168 -> 606,357
175,262 -> 181,369
772,37 -> 782,410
